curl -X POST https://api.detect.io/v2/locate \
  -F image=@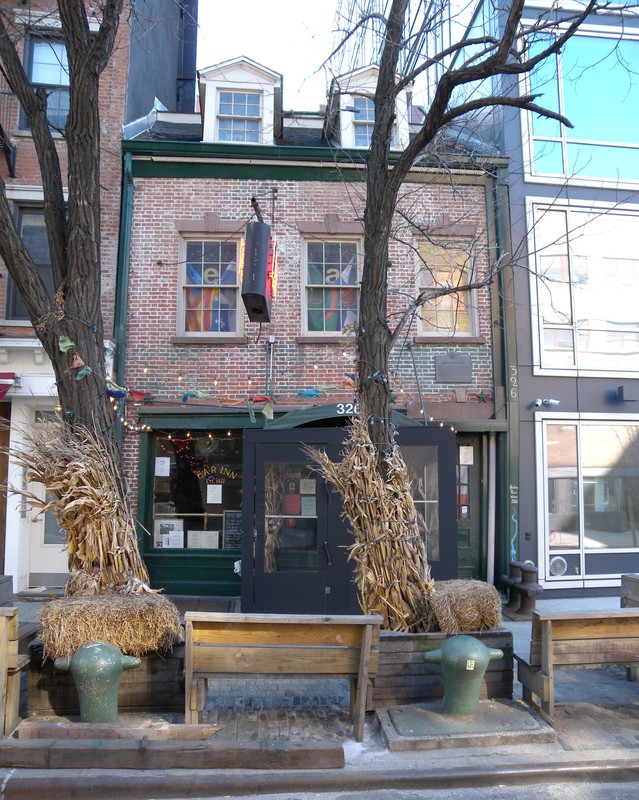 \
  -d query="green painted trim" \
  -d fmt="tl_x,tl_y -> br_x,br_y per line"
114,153 -> 134,448
137,411 -> 266,429
130,161 -> 362,181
